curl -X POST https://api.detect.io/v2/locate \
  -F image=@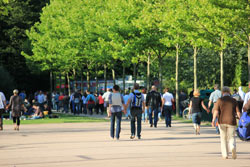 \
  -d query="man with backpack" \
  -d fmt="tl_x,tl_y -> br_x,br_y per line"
73,90 -> 82,115
146,85 -> 162,128
126,83 -> 145,139
86,90 -> 96,115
